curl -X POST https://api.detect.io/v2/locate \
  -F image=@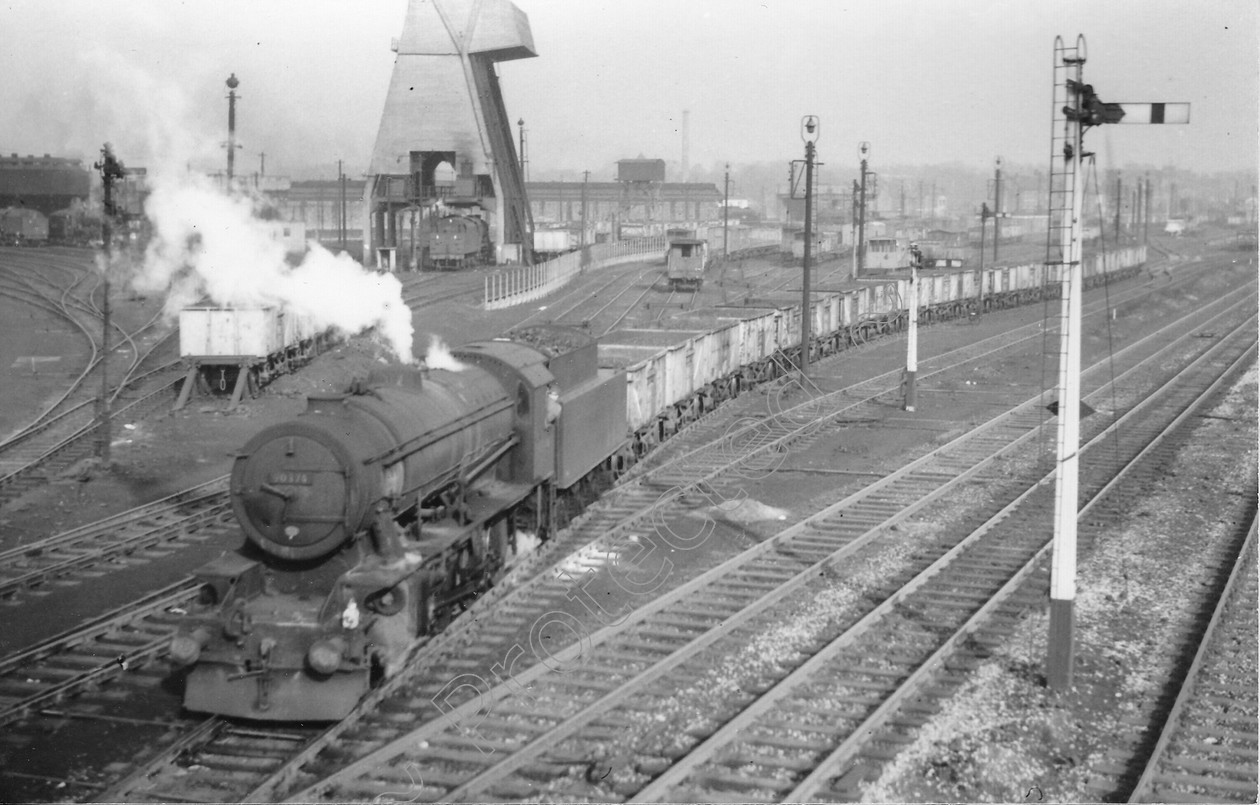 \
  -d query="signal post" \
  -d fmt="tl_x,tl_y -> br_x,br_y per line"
1044,34 -> 1188,690
904,243 -> 922,412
